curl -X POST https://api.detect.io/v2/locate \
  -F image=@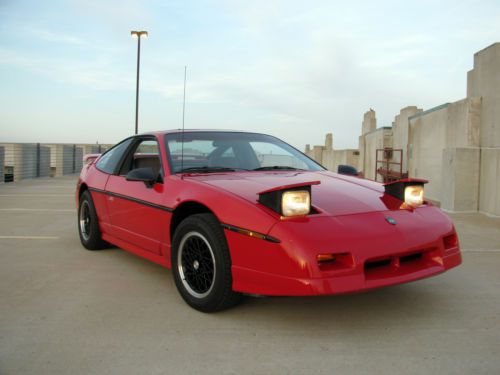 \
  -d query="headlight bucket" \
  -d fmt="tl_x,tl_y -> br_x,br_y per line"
383,178 -> 428,209
258,181 -> 319,217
